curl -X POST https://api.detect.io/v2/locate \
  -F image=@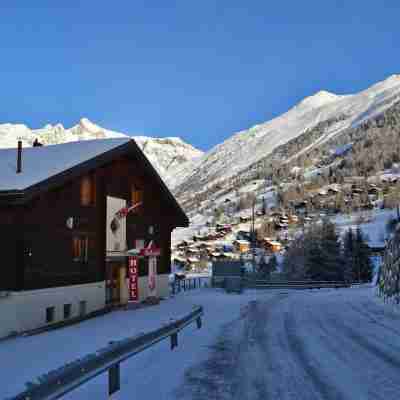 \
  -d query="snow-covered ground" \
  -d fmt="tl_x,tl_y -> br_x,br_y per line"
0,288 -> 264,399
172,213 -> 210,245
177,285 -> 400,400
1,285 -> 399,399
333,208 -> 397,247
